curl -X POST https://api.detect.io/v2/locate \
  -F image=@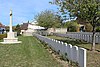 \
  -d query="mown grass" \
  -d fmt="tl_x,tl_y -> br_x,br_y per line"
48,35 -> 100,67
0,36 -> 64,67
